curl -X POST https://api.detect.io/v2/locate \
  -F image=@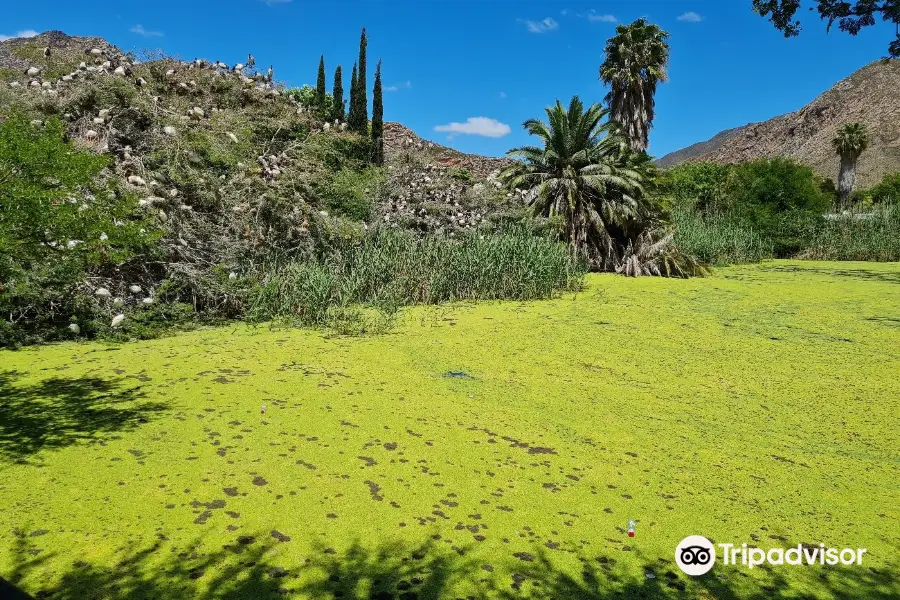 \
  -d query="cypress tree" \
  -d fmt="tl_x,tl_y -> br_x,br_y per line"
331,65 -> 344,122
353,27 -> 369,134
348,62 -> 358,129
315,55 -> 327,115
372,59 -> 384,165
